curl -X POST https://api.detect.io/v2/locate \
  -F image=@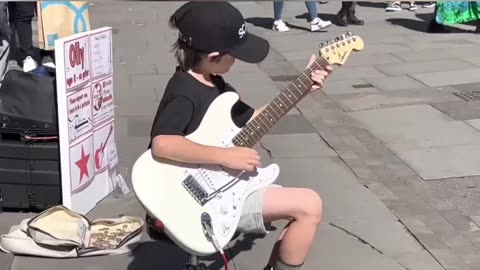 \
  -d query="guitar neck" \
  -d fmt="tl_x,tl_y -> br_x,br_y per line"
232,56 -> 330,148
